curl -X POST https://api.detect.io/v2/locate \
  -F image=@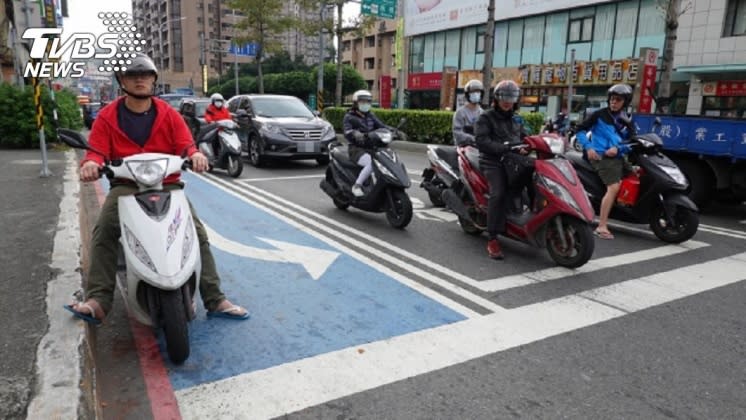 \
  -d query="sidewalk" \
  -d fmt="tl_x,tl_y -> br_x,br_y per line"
0,148 -> 92,419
